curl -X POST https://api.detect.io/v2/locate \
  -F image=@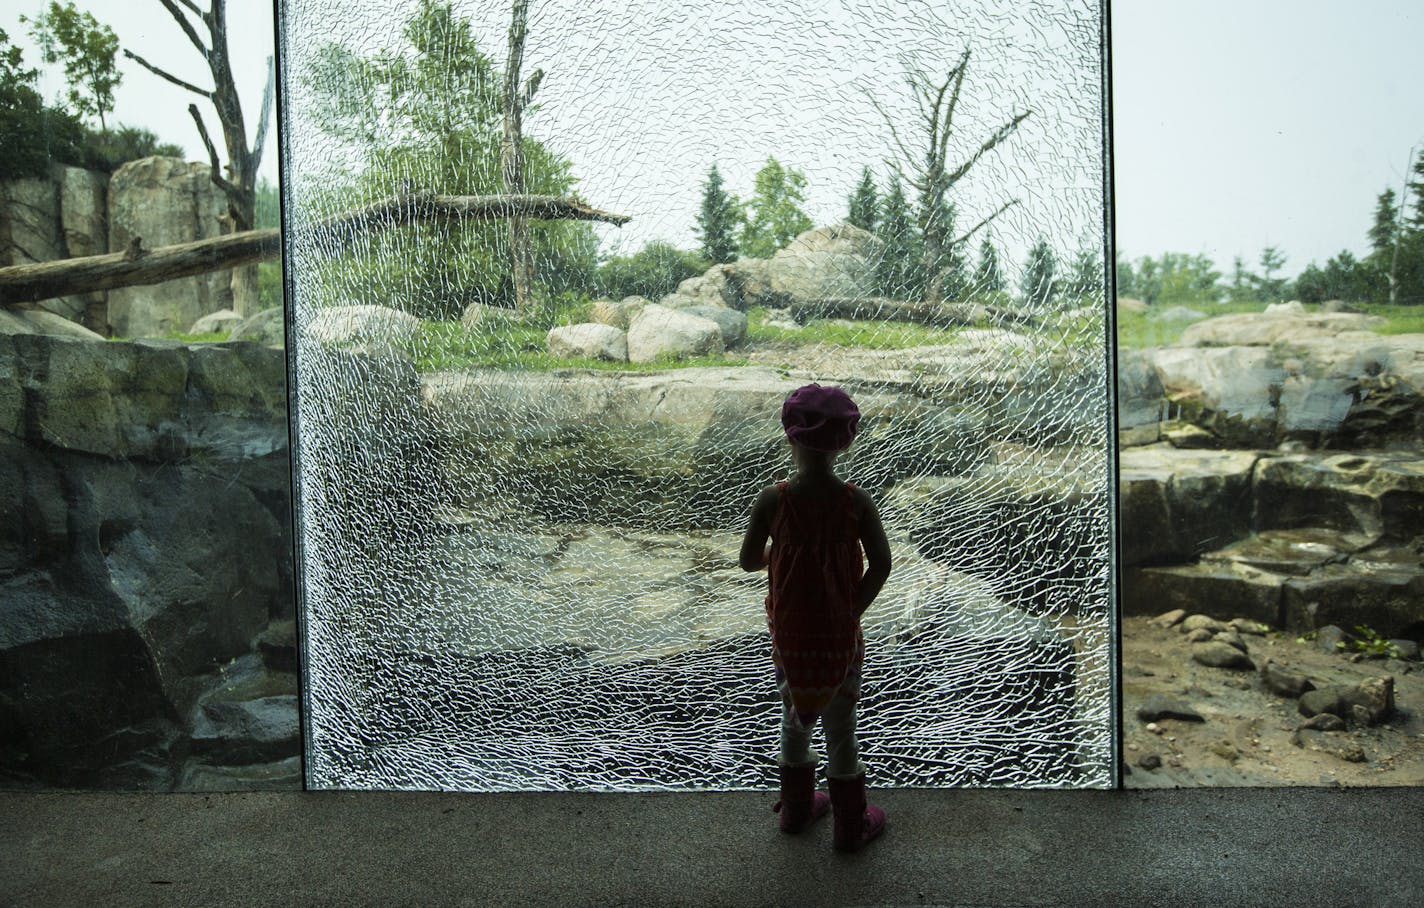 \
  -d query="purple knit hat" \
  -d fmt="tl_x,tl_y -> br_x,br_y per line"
781,383 -> 860,453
